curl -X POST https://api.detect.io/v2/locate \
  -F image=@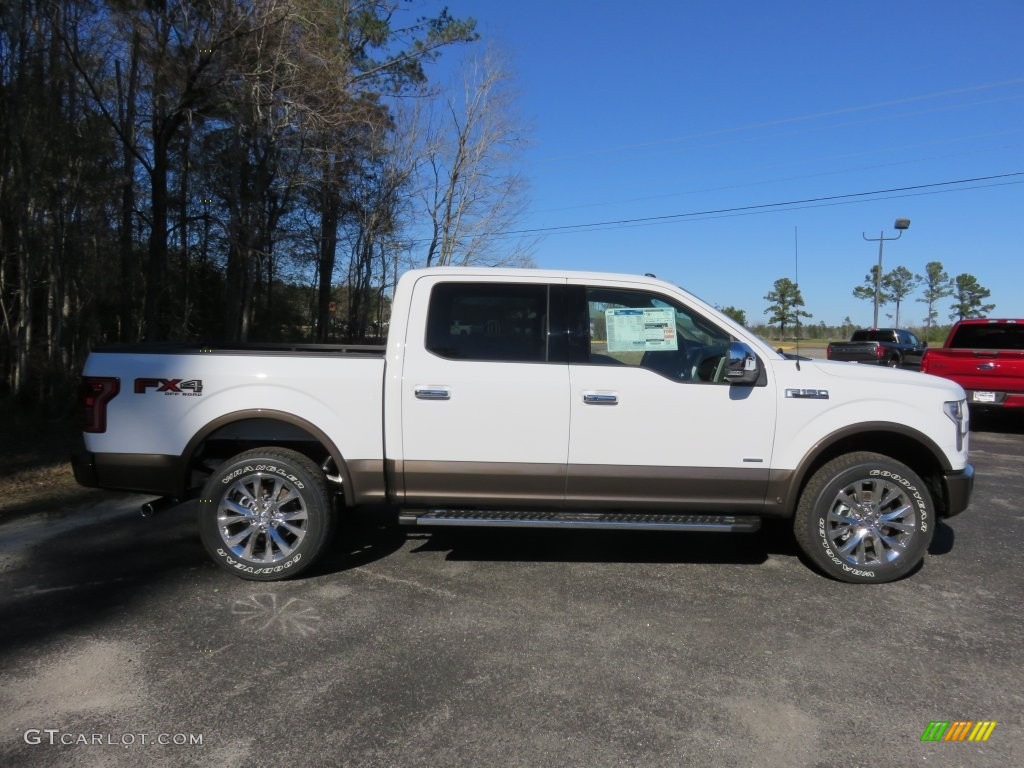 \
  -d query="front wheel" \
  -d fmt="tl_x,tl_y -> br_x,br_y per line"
794,452 -> 934,583
198,447 -> 335,581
